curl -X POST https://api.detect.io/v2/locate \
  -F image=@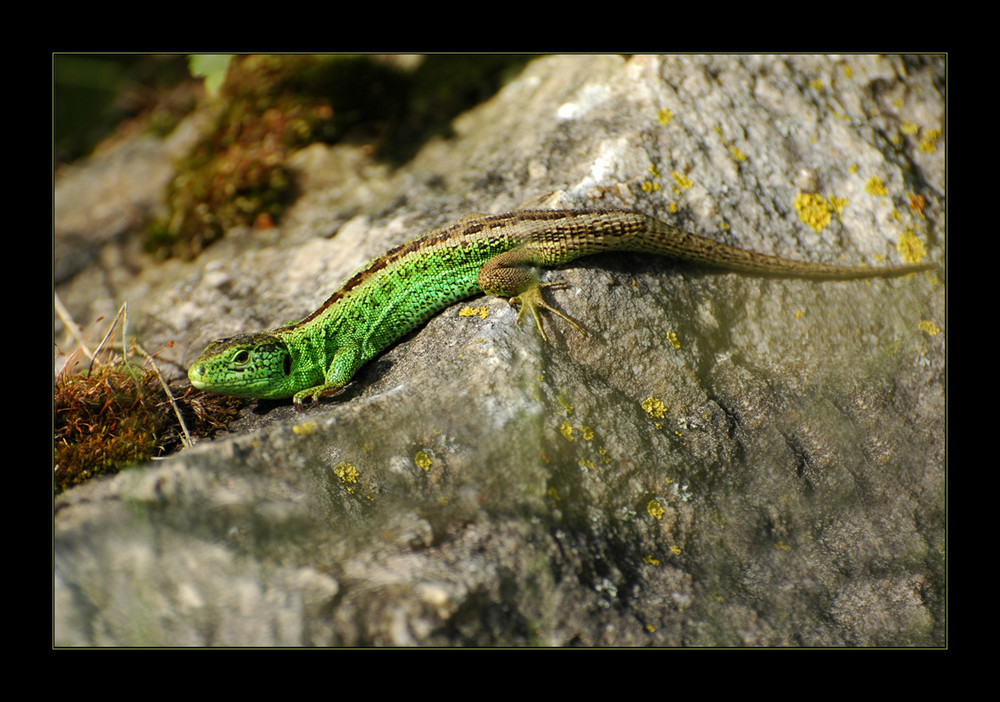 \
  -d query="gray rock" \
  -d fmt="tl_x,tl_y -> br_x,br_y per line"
55,55 -> 945,646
